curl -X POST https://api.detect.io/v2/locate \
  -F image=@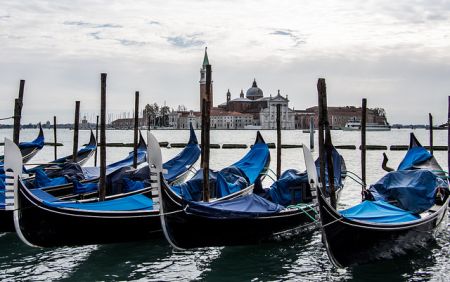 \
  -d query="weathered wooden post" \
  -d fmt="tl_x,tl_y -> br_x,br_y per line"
72,101 -> 80,162
13,80 -> 25,145
202,64 -> 212,202
429,113 -> 433,155
53,116 -> 57,160
133,91 -> 139,168
309,117 -> 314,150
276,103 -> 282,179
361,98 -> 367,192
317,78 -> 336,209
99,74 -> 107,201
94,115 -> 99,167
